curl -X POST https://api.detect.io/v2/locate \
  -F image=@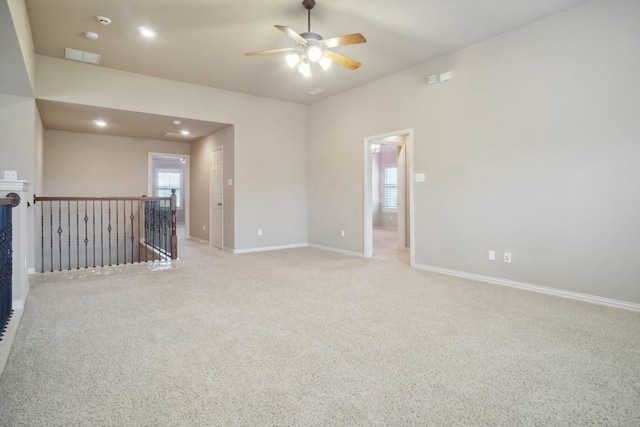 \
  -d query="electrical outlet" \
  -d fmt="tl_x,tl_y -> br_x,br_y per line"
504,252 -> 512,263
340,230 -> 345,238
488,250 -> 495,261
258,229 -> 262,236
